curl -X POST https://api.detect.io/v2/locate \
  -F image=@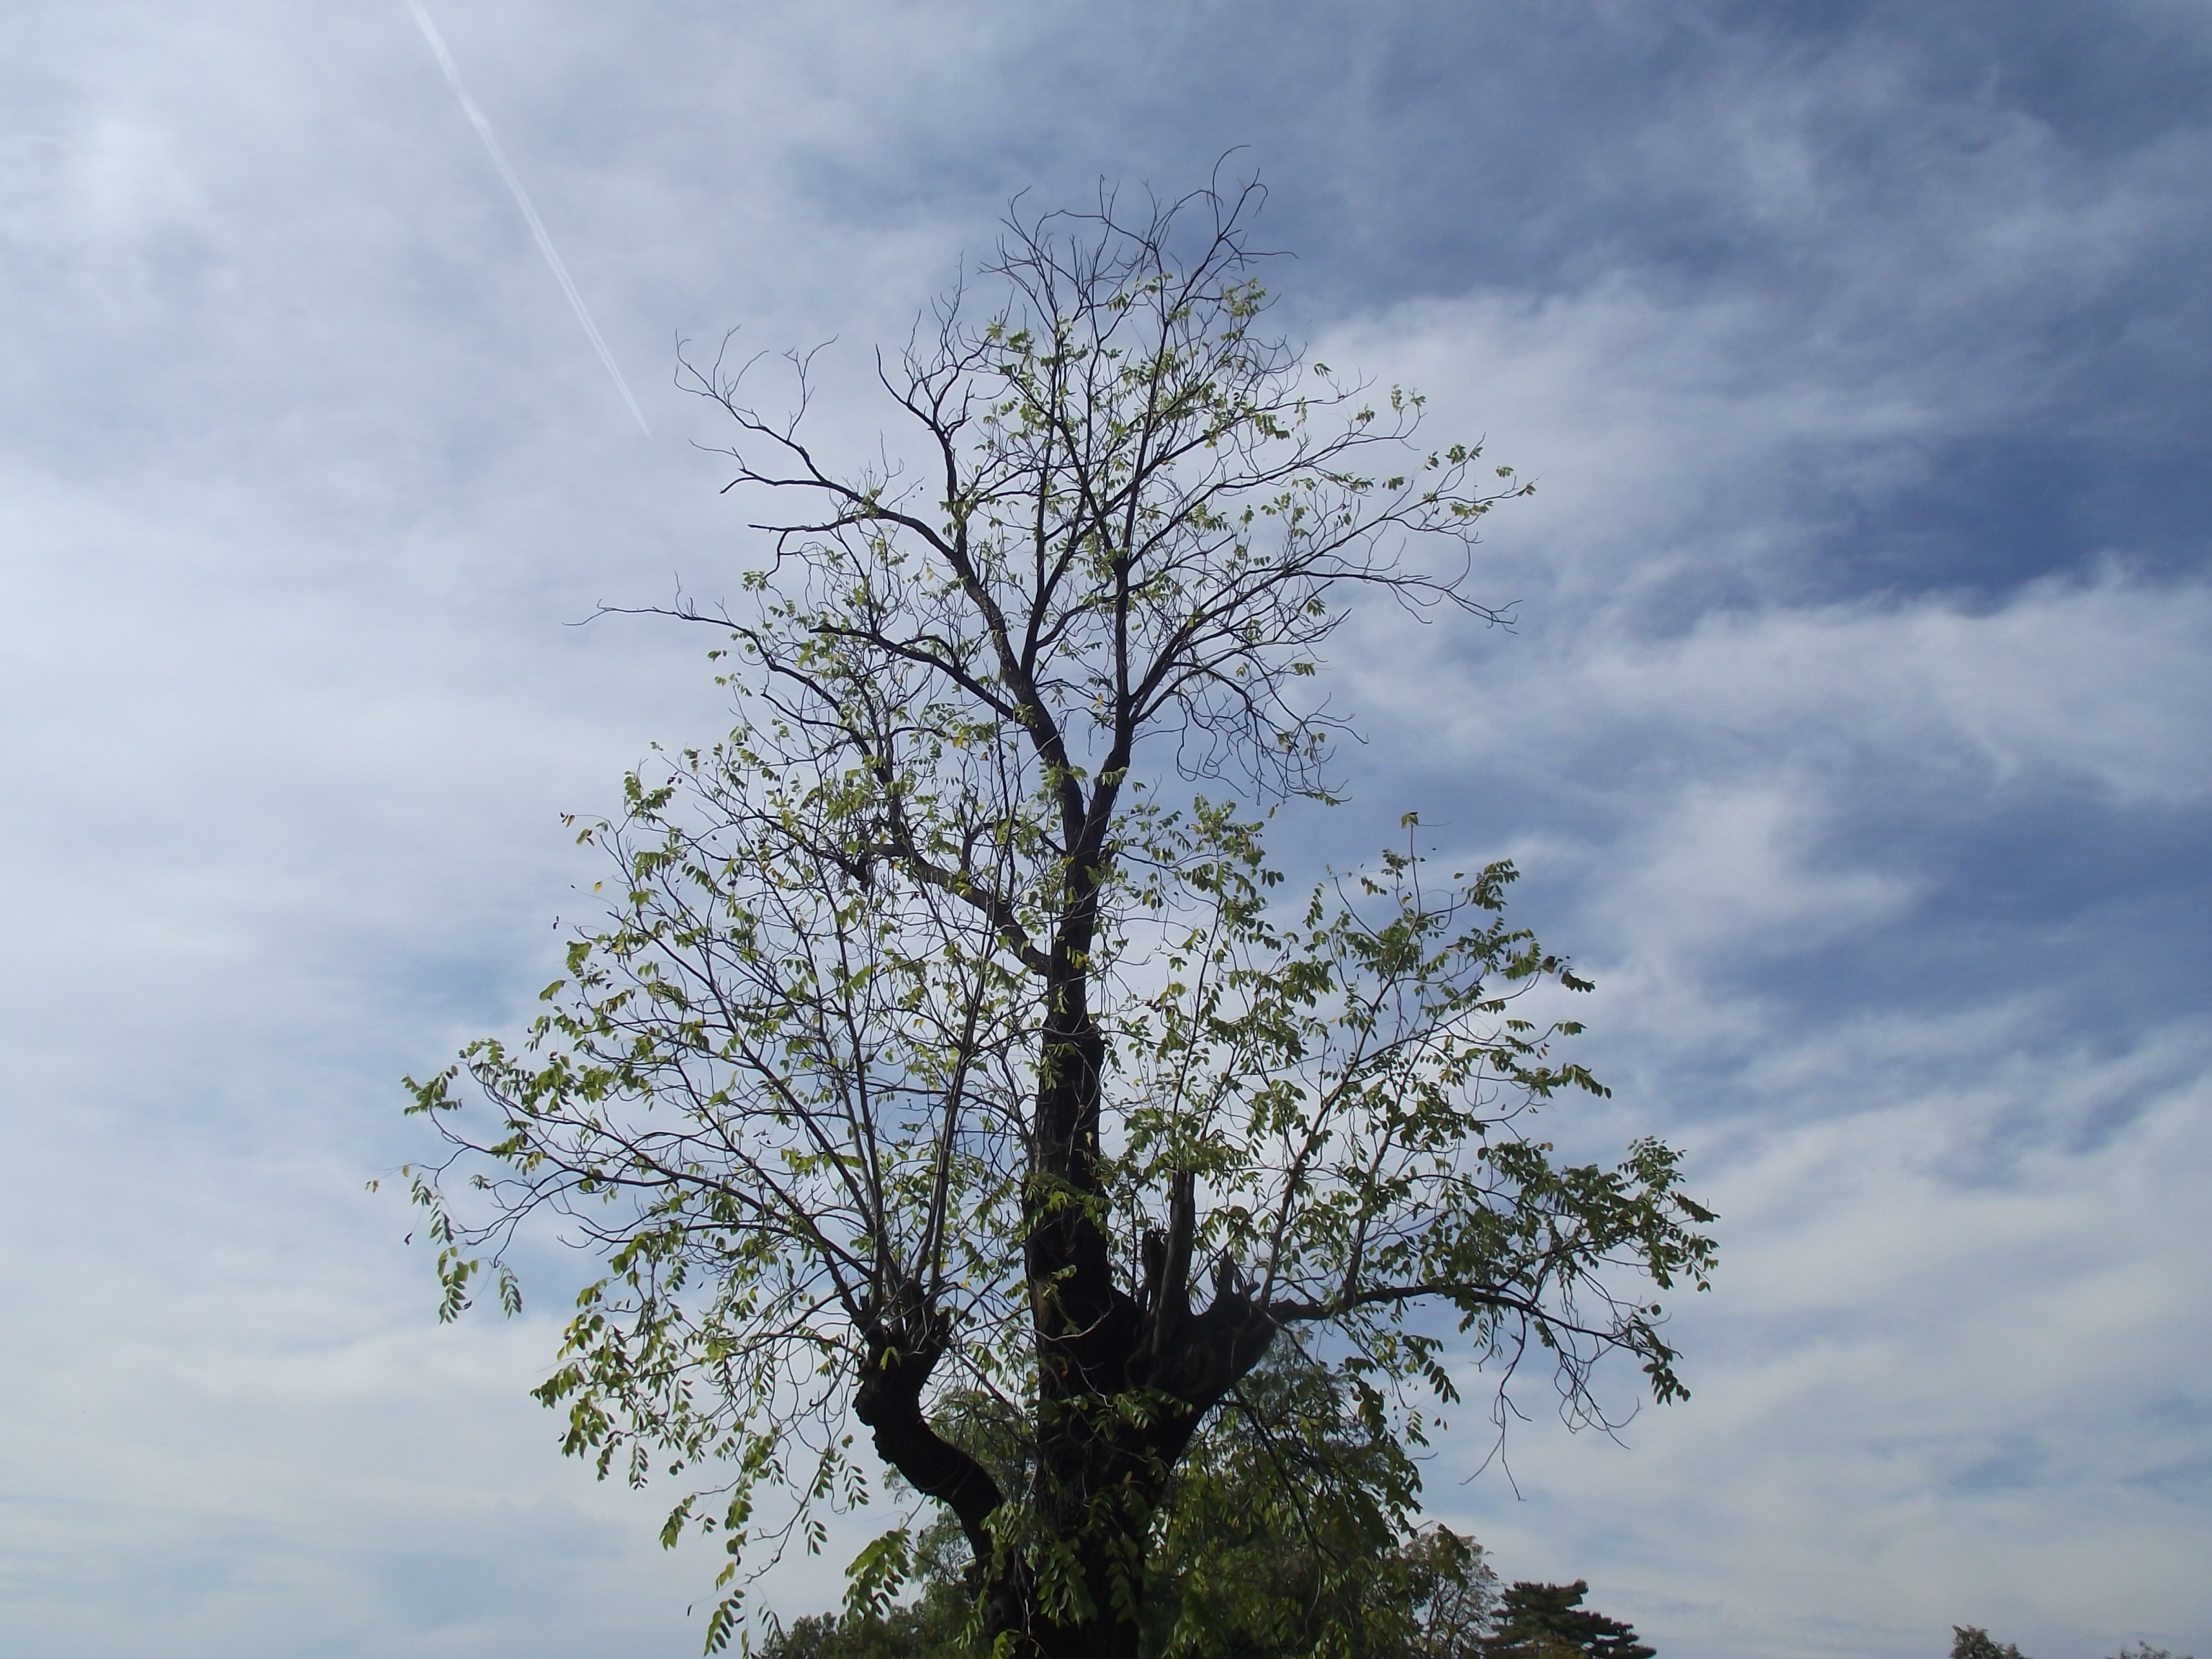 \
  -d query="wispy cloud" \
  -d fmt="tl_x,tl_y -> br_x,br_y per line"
406,1 -> 649,436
